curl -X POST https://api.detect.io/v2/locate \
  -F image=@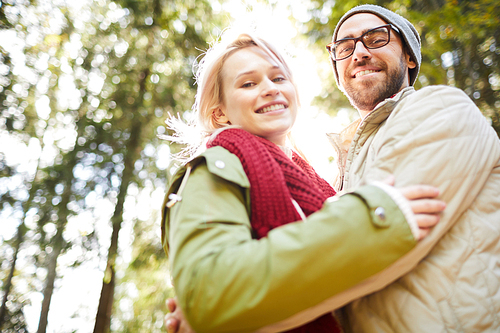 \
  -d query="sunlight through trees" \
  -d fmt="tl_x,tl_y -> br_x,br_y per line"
0,0 -> 498,332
